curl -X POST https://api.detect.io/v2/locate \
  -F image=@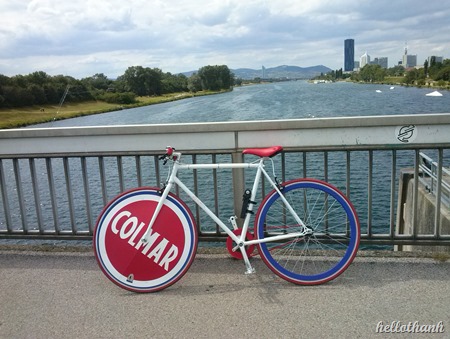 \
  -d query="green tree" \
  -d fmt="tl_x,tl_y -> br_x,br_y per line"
386,65 -> 405,77
0,74 -> 11,87
11,74 -> 28,88
99,92 -> 137,104
197,65 -> 233,91
118,66 -> 163,96
434,66 -> 450,81
423,59 -> 429,77
2,86 -> 34,107
428,57 -> 442,79
403,68 -> 426,85
82,73 -> 112,91
161,73 -> 188,94
359,64 -> 386,82
187,73 -> 202,92
24,71 -> 50,86
28,83 -> 47,105
430,59 -> 450,81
